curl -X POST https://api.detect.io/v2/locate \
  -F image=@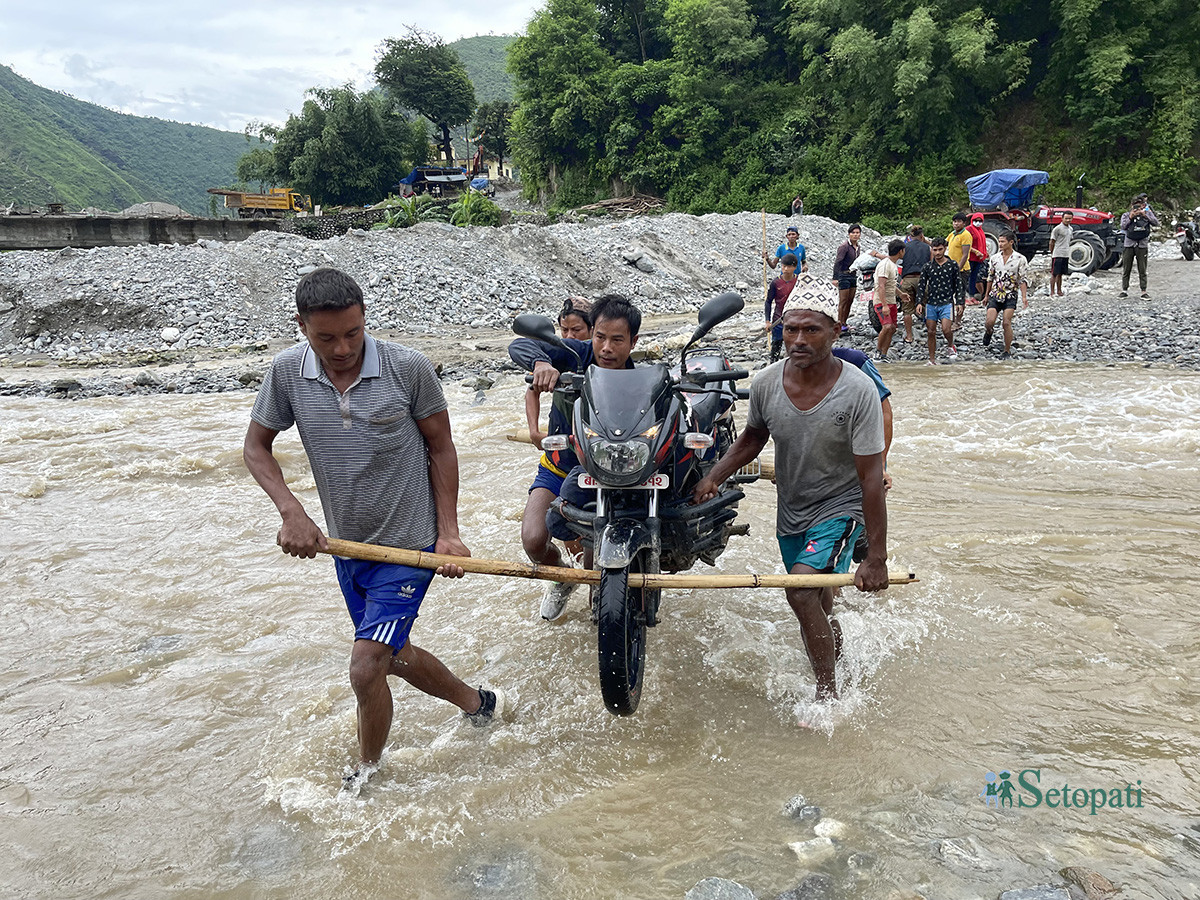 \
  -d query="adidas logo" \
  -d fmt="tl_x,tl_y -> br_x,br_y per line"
399,585 -> 415,597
